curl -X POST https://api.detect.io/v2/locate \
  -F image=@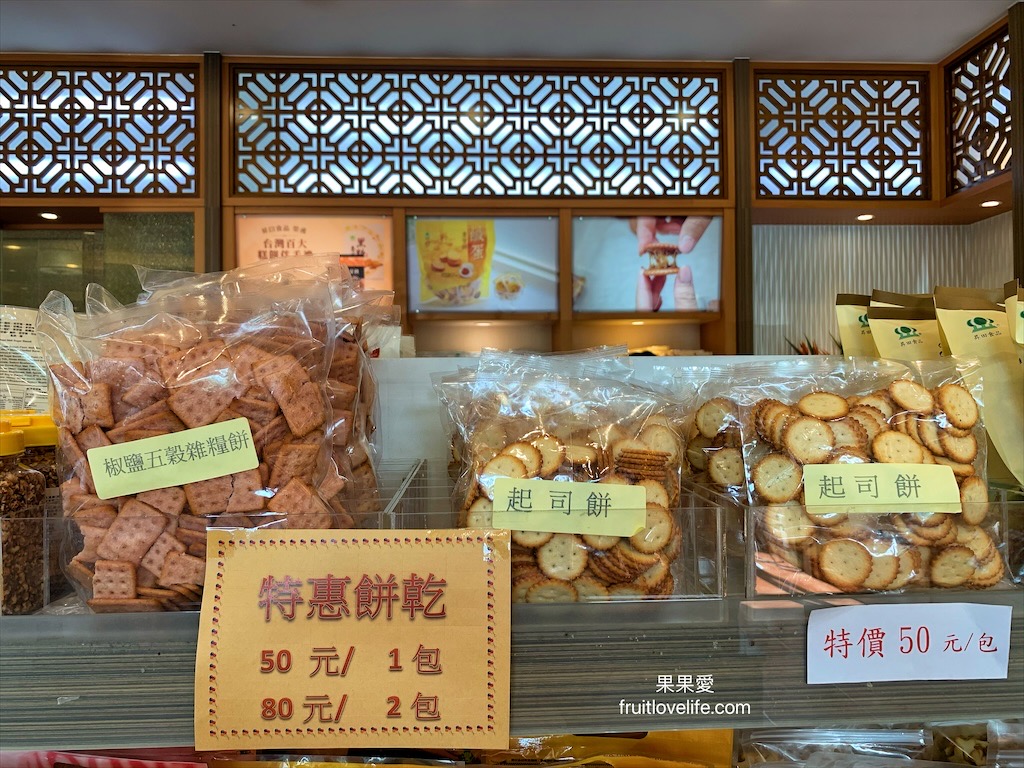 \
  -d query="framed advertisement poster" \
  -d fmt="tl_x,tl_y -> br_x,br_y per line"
235,214 -> 393,291
406,217 -> 558,313
572,215 -> 722,313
